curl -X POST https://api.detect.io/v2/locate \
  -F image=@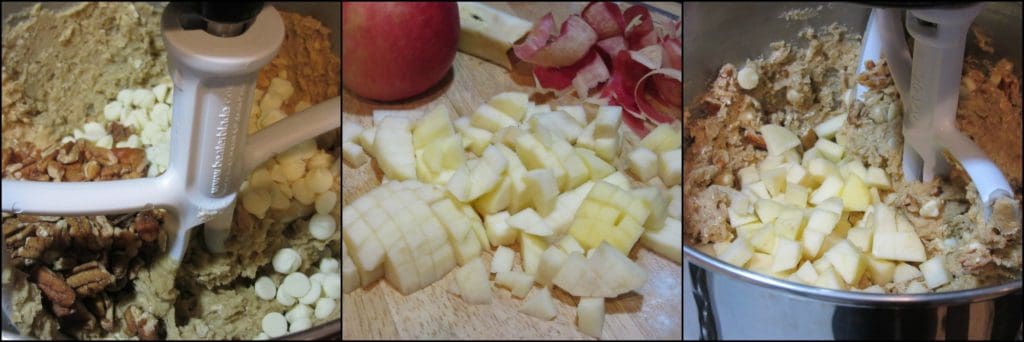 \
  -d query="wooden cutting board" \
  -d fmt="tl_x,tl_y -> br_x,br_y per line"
342,2 -> 681,339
